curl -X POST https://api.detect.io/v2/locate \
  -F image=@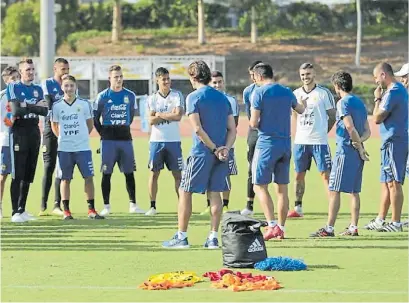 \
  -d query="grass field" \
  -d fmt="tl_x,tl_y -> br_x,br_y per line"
1,137 -> 408,302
